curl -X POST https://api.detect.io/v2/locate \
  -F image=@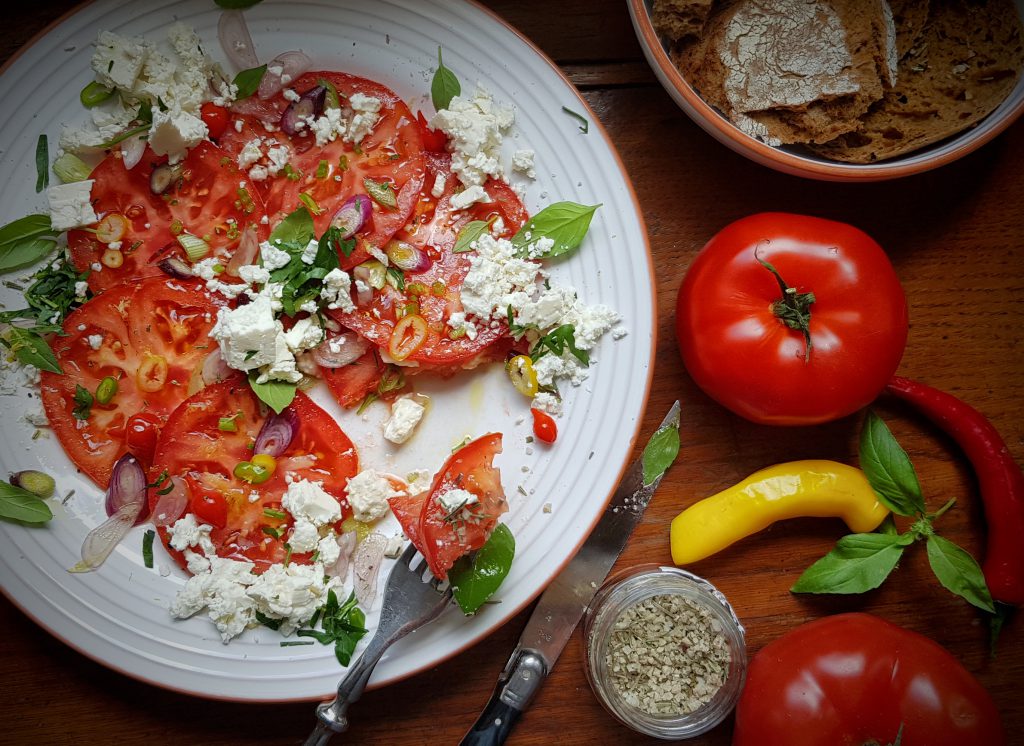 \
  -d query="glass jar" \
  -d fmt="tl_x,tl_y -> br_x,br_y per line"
582,565 -> 746,739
